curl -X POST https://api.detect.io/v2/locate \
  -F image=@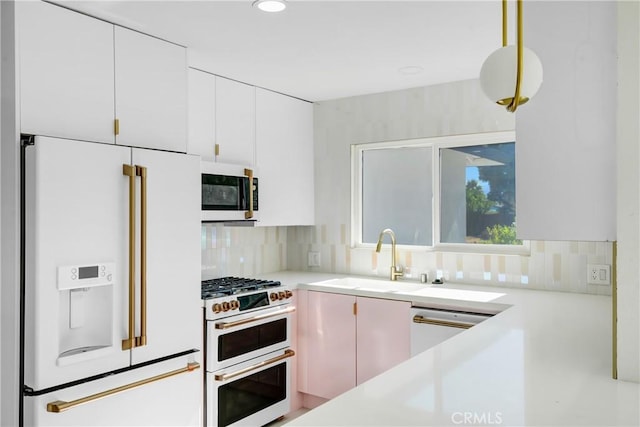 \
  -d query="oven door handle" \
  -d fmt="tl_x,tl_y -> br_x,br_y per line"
214,349 -> 295,382
214,306 -> 296,330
